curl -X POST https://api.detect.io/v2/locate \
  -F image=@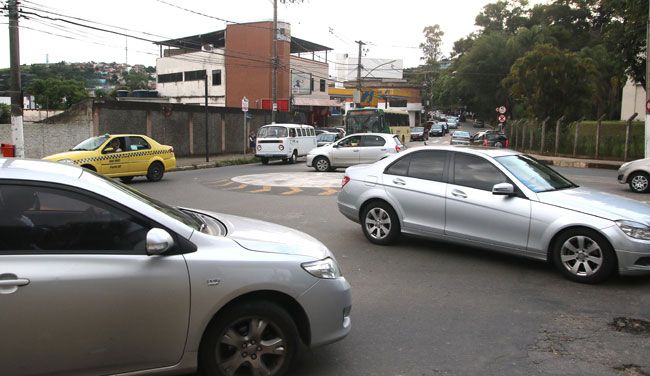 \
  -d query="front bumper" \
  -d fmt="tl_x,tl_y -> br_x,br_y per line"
306,154 -> 315,167
298,277 -> 352,348
603,225 -> 650,275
